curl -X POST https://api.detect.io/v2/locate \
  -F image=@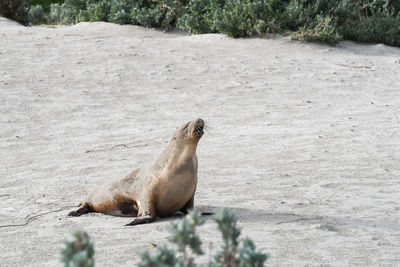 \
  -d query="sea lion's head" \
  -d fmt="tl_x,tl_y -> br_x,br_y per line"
171,118 -> 204,146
